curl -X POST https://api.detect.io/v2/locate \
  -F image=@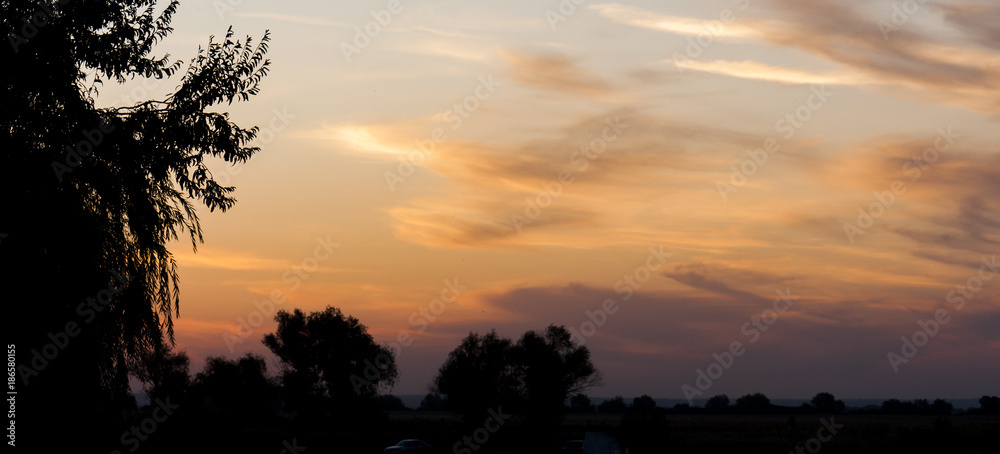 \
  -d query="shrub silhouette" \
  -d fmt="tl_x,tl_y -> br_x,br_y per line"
263,306 -> 397,421
706,394 -> 730,411
598,396 -> 628,414
433,325 -> 600,427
